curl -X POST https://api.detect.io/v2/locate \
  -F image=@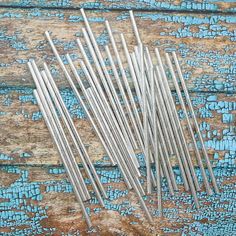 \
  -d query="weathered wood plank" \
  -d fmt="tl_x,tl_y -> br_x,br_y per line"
0,165 -> 235,235
0,87 -> 235,167
0,0 -> 236,13
0,8 -> 235,92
